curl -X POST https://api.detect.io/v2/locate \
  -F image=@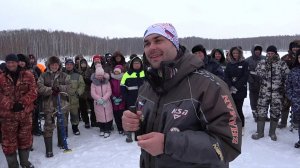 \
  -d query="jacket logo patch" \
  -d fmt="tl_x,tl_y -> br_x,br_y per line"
171,108 -> 188,119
